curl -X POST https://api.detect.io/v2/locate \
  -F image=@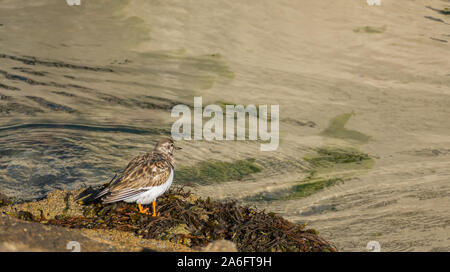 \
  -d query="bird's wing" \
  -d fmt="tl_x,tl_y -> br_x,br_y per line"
100,152 -> 172,204
101,188 -> 149,204
79,153 -> 172,204
106,151 -> 172,194
87,156 -> 143,202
